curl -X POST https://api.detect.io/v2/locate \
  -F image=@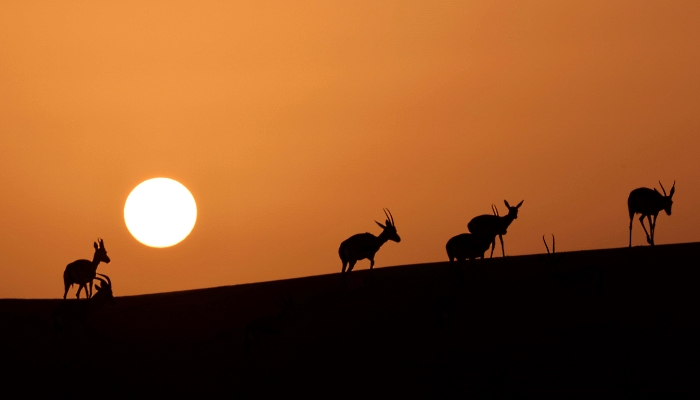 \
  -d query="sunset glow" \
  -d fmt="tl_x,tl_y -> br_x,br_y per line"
1,1 -> 700,298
